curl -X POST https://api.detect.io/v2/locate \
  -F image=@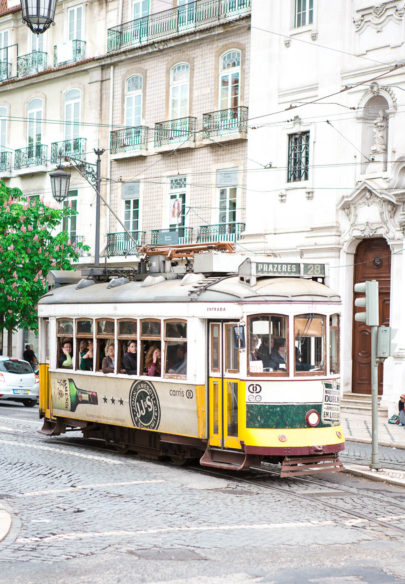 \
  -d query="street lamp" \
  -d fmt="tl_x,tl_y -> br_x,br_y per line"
21,0 -> 57,34
49,148 -> 105,267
